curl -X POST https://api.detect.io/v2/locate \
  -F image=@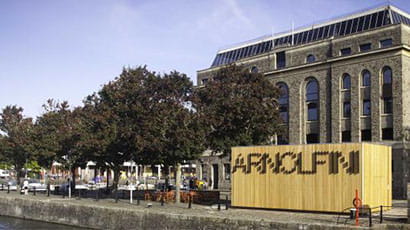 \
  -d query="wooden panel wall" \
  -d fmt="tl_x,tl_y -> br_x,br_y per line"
362,143 -> 392,210
231,143 -> 391,212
